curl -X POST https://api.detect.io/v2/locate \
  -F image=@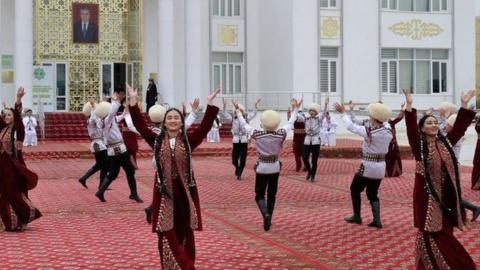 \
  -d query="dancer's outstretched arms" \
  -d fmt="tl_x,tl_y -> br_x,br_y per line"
280,99 -> 301,133
188,88 -> 221,151
318,96 -> 329,124
446,90 -> 476,146
221,97 -> 233,123
233,100 -> 254,136
334,102 -> 368,138
184,98 -> 199,130
14,87 -> 26,143
402,89 -> 421,160
246,99 -> 261,121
